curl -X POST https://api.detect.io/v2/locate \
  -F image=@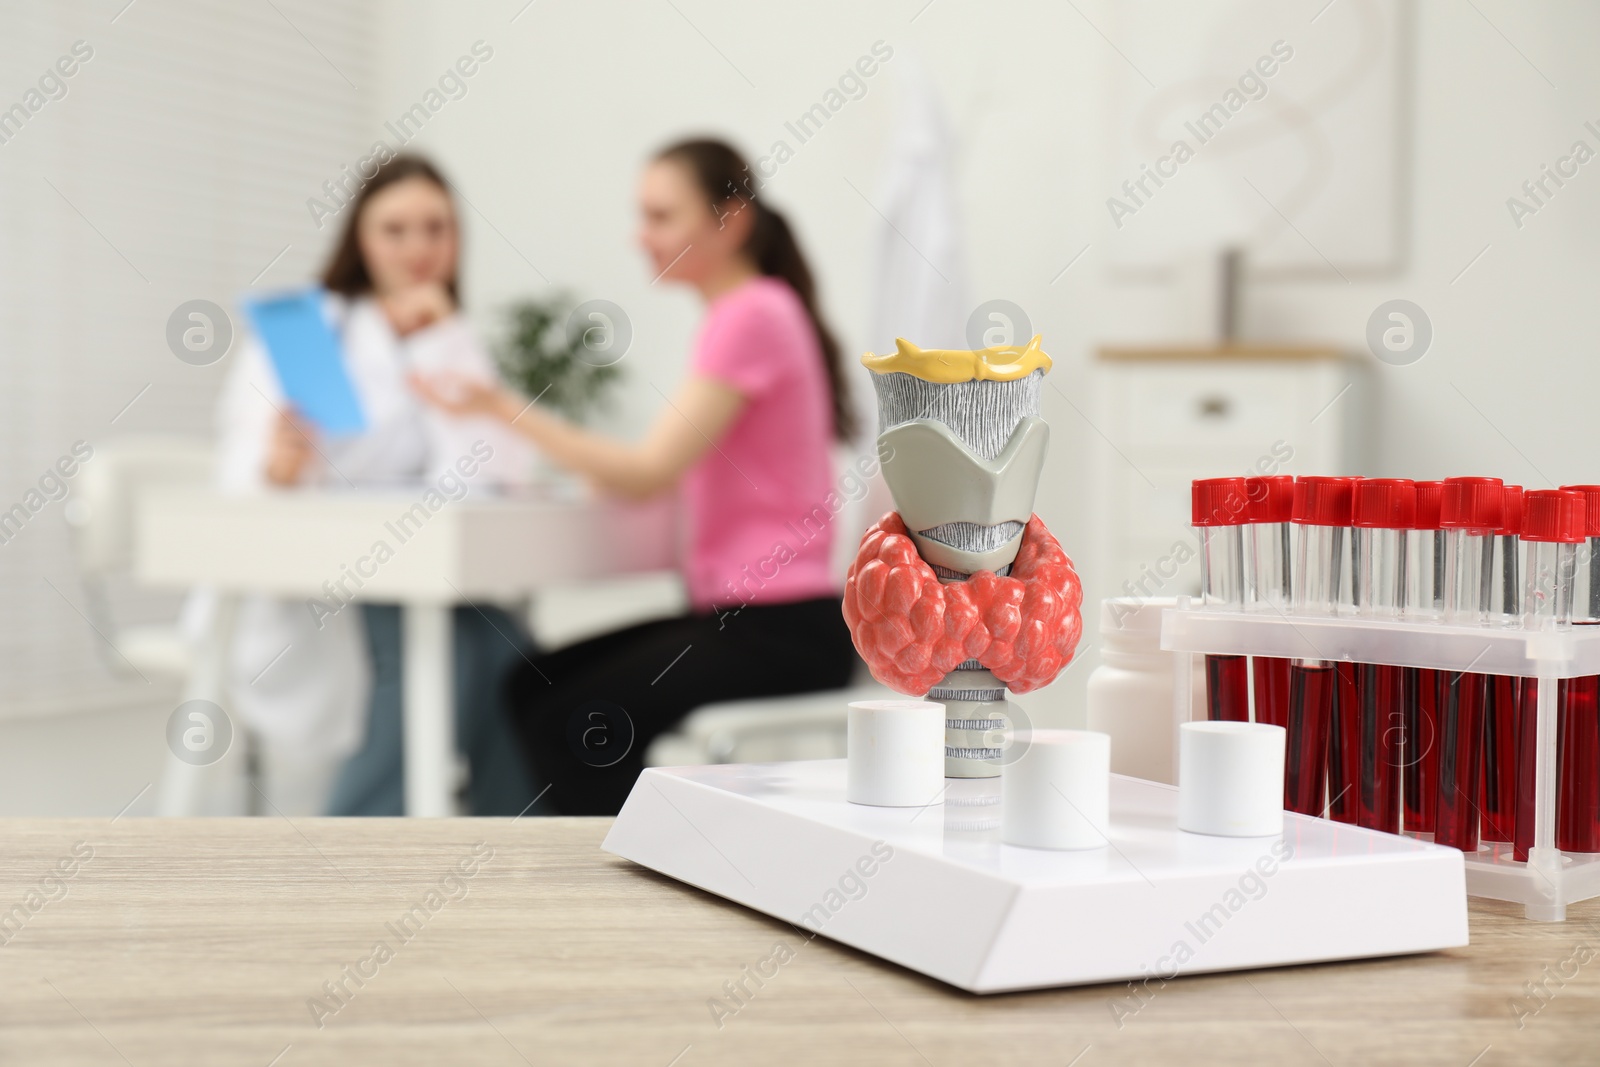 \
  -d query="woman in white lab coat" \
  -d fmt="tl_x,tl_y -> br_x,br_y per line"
207,155 -> 542,816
